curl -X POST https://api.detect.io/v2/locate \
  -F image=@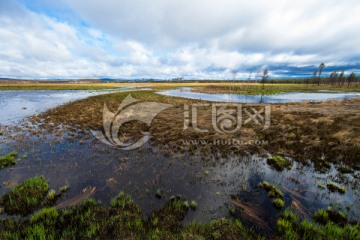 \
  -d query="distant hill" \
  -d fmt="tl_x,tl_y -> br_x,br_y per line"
0,78 -> 102,84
